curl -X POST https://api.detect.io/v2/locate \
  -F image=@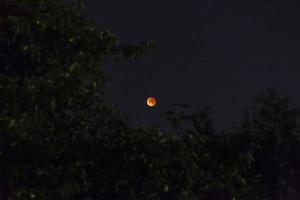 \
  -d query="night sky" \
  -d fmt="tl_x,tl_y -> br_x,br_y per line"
85,0 -> 300,131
